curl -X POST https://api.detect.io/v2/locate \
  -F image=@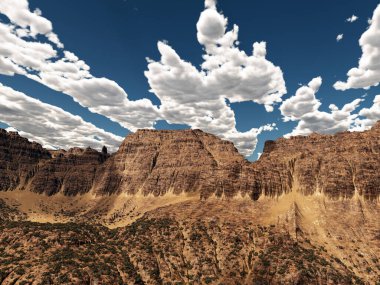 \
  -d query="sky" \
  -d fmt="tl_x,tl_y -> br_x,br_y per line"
0,0 -> 380,160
